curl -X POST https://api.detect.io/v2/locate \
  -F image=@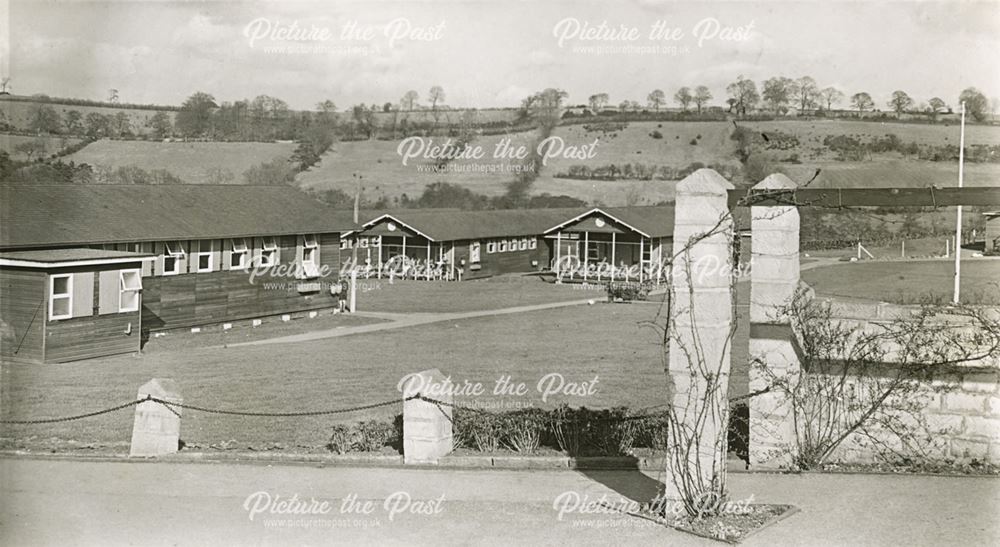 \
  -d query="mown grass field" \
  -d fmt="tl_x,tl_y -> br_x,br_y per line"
0,300 -> 669,452
0,133 -> 83,160
297,119 -> 1000,206
802,259 -> 1000,305
357,276 -> 592,313
66,139 -> 298,183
